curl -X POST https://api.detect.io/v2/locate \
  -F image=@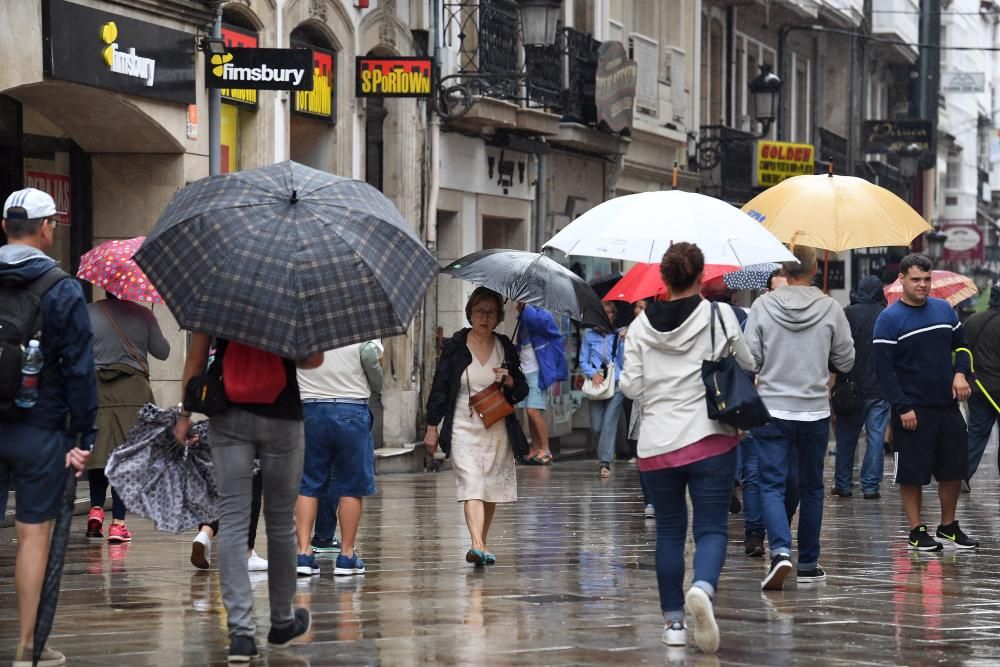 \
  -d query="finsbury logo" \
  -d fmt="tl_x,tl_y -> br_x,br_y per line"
211,52 -> 305,86
100,21 -> 156,86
